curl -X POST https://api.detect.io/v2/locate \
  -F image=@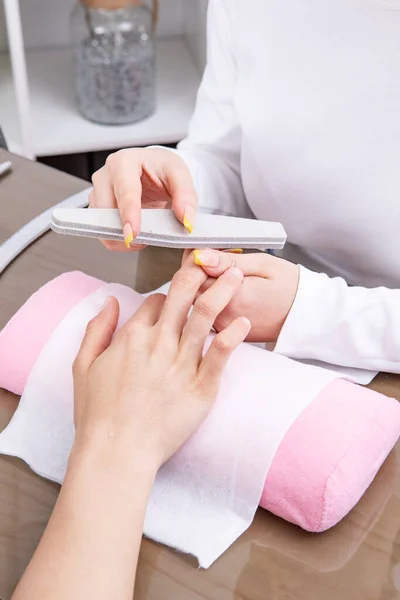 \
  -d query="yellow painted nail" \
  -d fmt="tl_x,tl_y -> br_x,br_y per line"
224,248 -> 243,254
183,206 -> 195,234
193,250 -> 202,265
183,214 -> 193,234
123,223 -> 134,248
193,249 -> 219,267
